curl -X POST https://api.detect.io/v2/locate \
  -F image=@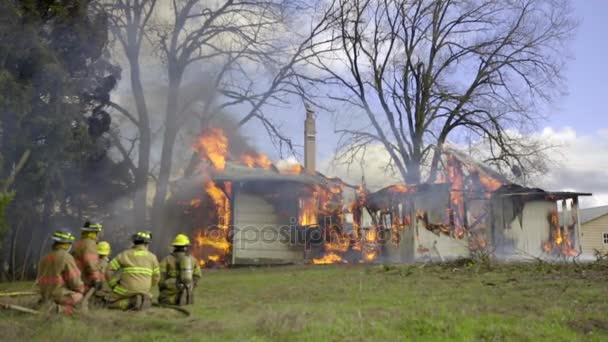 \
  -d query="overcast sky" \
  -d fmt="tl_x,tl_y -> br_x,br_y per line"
237,1 -> 608,208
